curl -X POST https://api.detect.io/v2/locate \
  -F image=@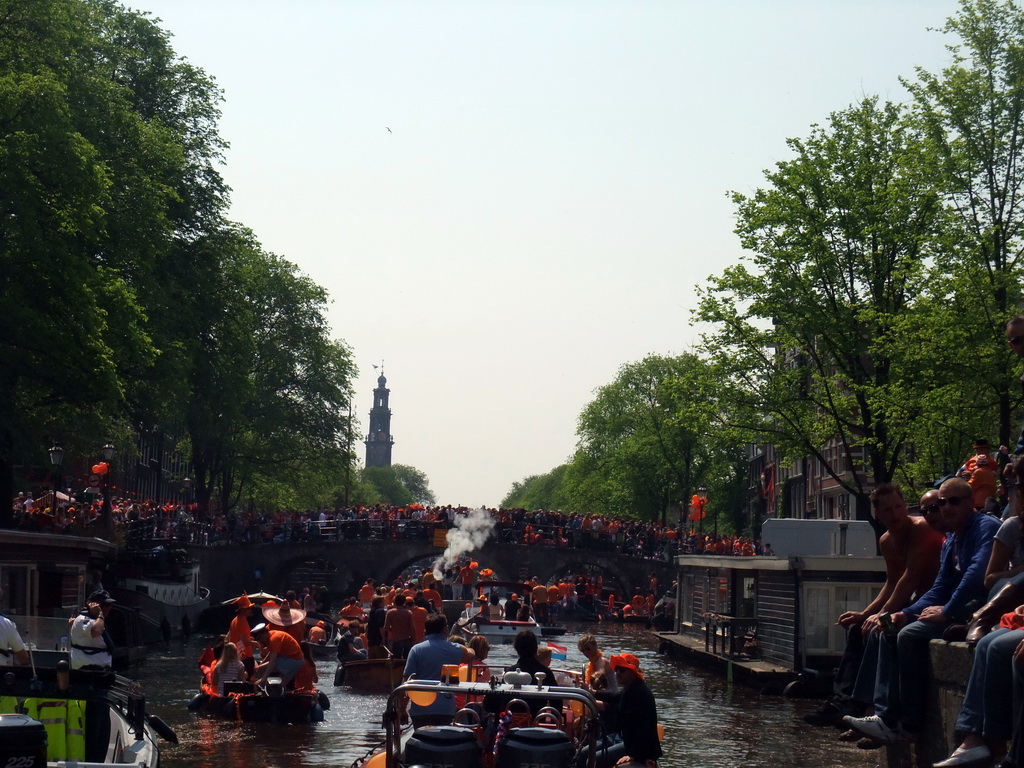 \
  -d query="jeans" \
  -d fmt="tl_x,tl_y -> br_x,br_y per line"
834,623 -> 867,701
875,619 -> 948,731
956,628 -> 1024,740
